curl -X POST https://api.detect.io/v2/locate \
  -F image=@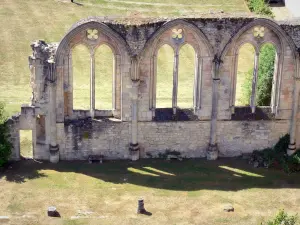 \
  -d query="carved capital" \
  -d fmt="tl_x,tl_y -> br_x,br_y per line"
130,55 -> 140,81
